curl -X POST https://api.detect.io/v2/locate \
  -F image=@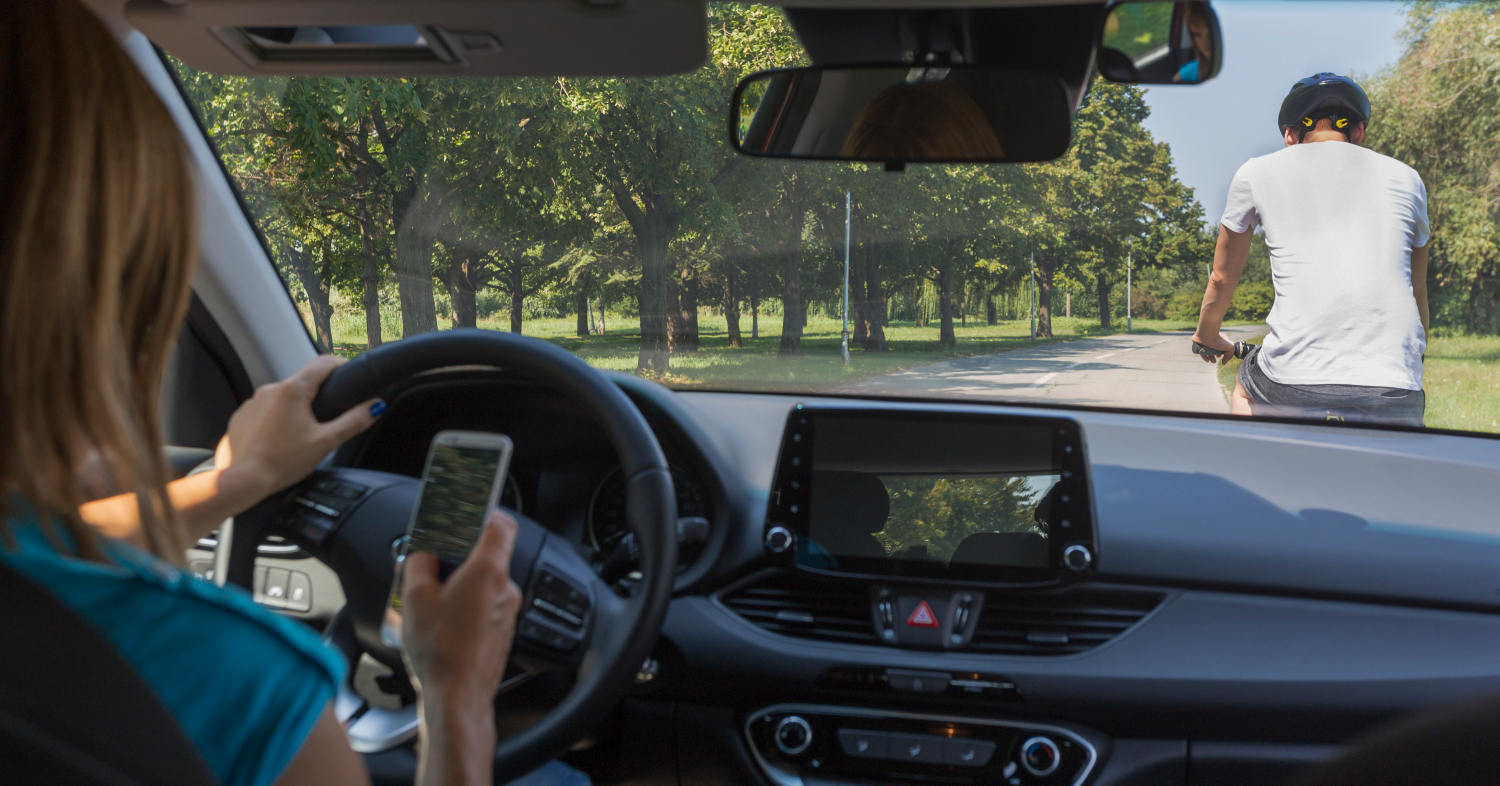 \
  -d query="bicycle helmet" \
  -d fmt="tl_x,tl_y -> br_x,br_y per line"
1277,72 -> 1371,139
